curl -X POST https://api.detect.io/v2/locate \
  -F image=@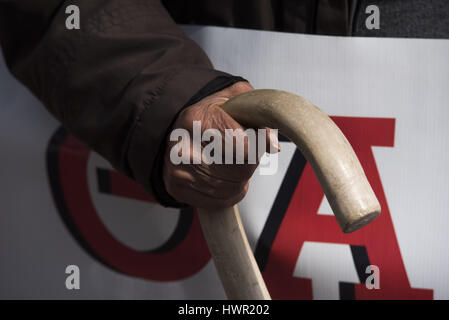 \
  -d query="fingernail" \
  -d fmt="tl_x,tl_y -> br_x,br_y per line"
269,129 -> 280,153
